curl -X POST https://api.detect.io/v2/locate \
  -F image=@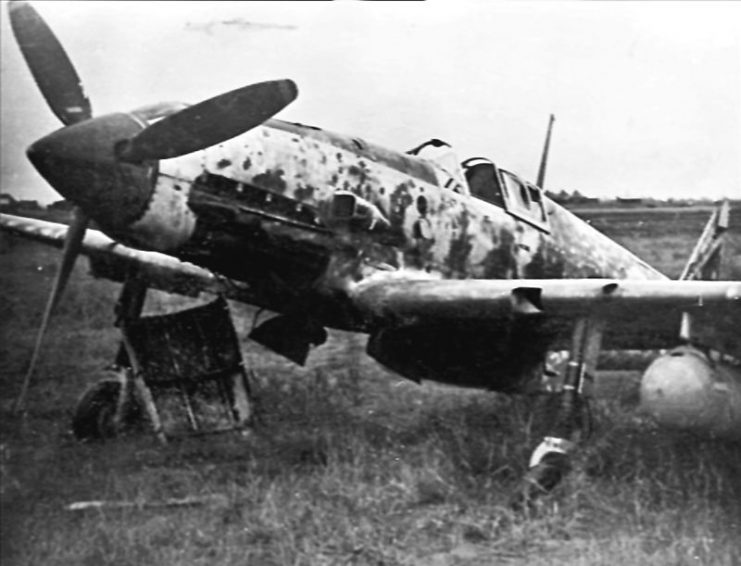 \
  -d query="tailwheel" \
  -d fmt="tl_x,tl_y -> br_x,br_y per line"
72,368 -> 142,441
513,315 -> 604,509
